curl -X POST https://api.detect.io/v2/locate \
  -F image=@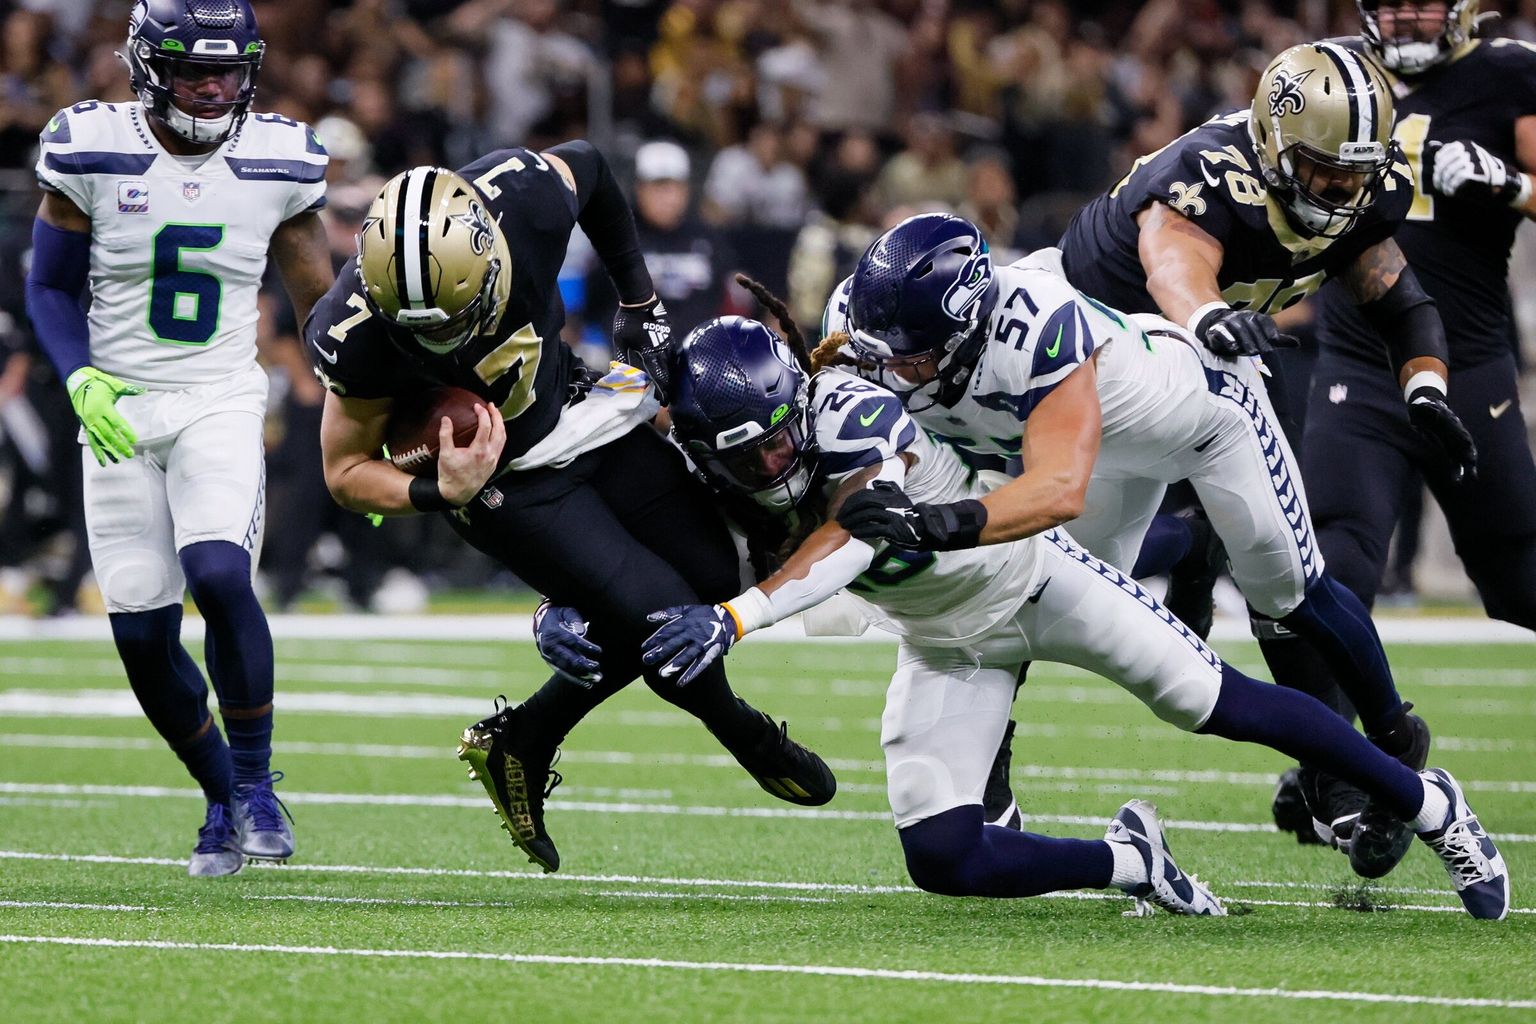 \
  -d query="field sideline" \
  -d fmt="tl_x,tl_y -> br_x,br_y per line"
0,622 -> 1531,1022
